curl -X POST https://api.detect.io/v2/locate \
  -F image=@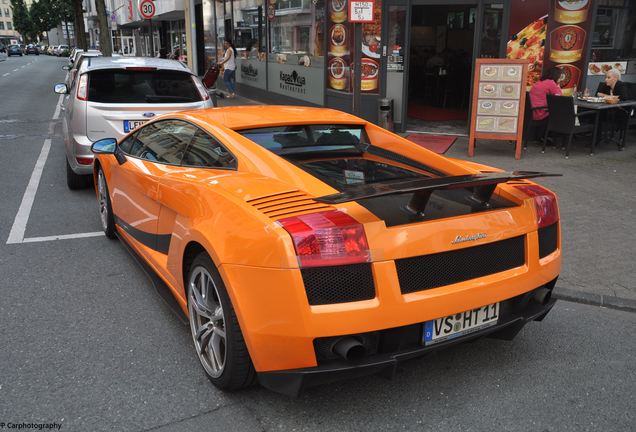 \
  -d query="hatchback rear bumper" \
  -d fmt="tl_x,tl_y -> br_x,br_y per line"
257,284 -> 556,396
